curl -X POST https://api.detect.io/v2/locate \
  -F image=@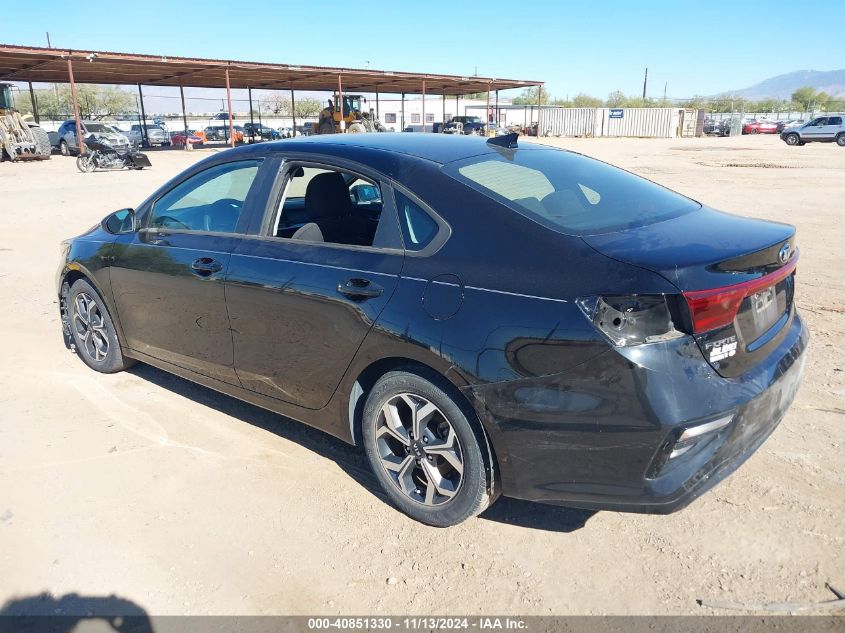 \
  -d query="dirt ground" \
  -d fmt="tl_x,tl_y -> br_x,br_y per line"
0,134 -> 842,617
